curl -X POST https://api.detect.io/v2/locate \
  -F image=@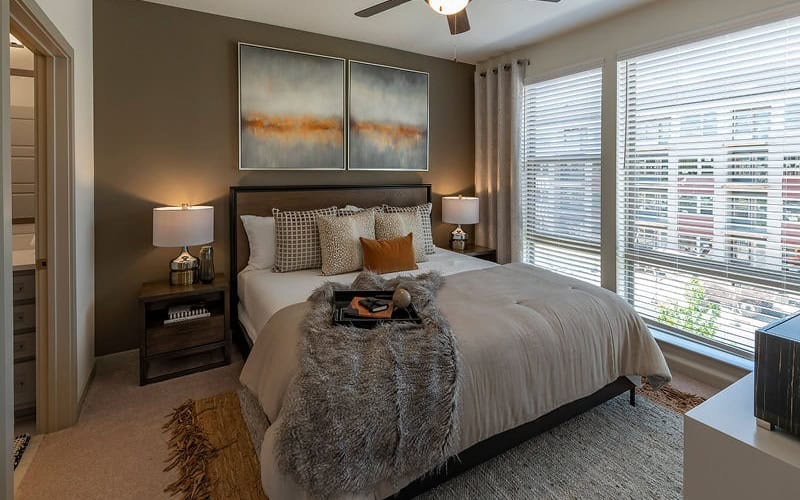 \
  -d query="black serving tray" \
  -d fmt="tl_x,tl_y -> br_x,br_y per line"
332,290 -> 421,329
